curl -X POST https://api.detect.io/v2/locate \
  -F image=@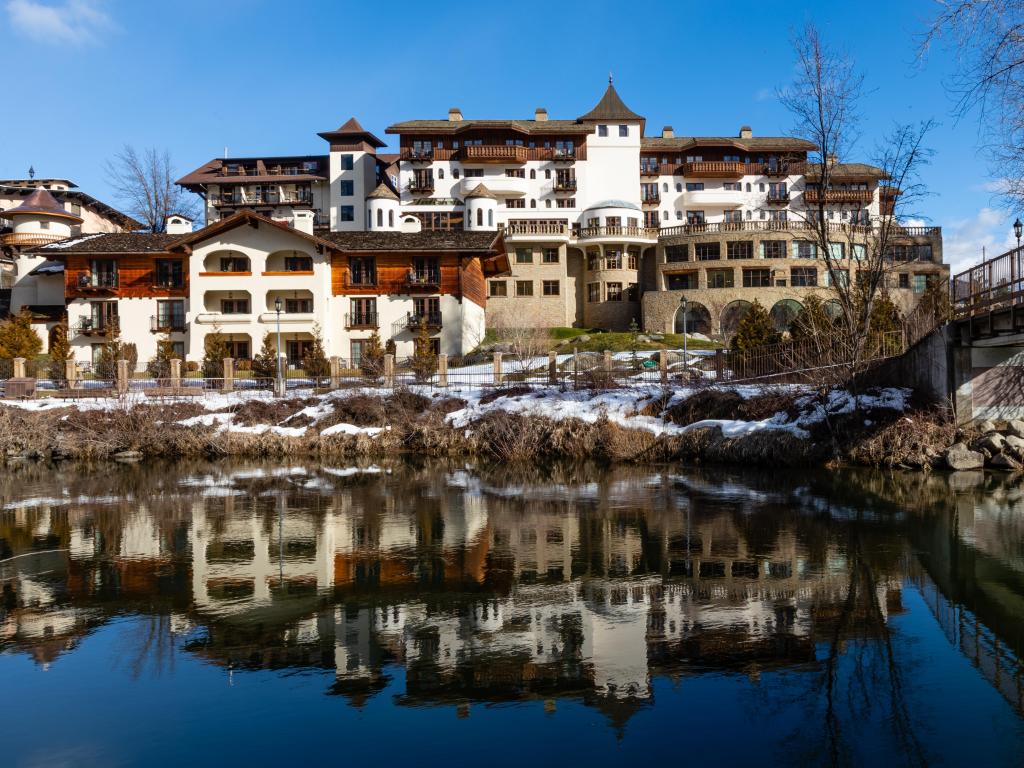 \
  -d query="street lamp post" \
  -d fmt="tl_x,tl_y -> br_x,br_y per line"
680,295 -> 688,376
1015,218 -> 1022,250
274,296 -> 284,397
